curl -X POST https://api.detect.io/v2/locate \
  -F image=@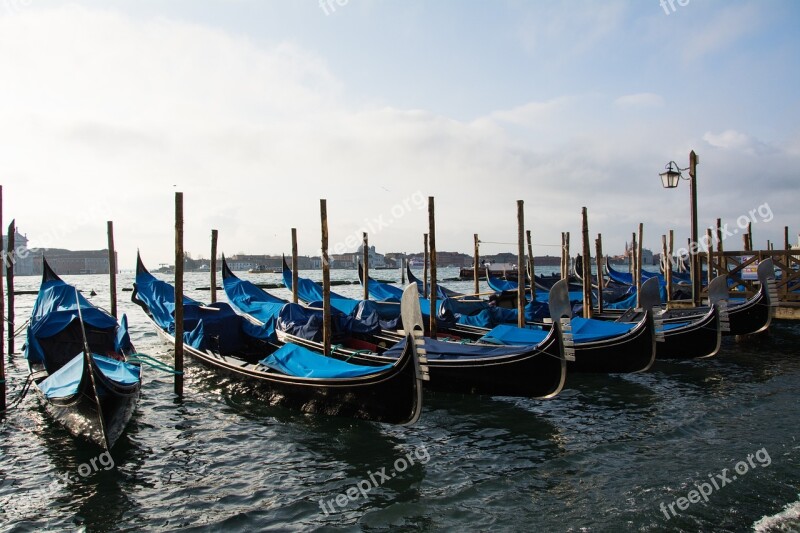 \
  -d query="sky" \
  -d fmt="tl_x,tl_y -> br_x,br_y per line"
1,0 -> 799,268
